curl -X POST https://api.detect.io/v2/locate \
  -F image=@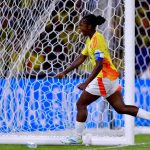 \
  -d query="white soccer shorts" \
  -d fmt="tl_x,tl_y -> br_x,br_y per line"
85,77 -> 122,98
